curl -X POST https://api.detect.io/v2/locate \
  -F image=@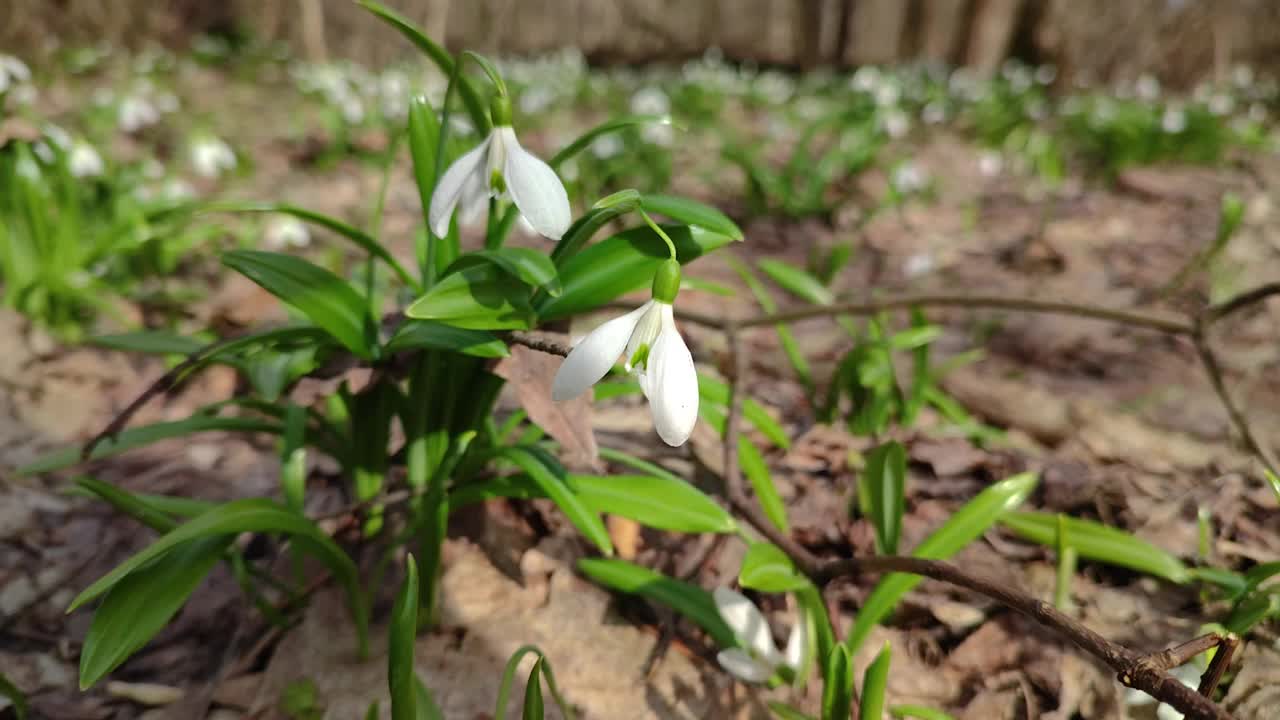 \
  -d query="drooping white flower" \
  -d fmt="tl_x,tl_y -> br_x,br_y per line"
68,142 -> 104,178
630,87 -> 670,116
552,260 -> 698,446
0,54 -> 31,94
713,588 -> 809,684
1162,105 -> 1188,134
429,123 -> 571,240
118,95 -> 160,133
190,136 -> 236,179
264,216 -> 311,250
